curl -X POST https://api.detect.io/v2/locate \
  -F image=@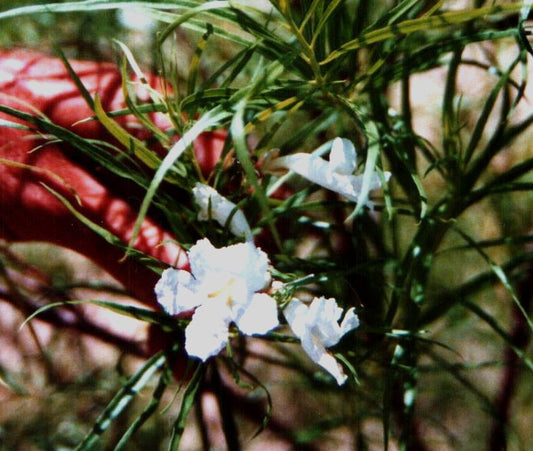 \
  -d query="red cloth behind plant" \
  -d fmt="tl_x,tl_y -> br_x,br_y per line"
0,49 -> 225,306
